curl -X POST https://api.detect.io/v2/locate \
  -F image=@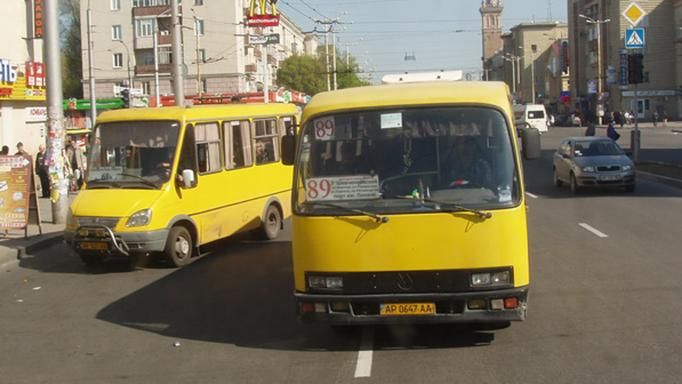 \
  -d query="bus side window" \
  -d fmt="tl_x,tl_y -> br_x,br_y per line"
223,120 -> 252,169
280,116 -> 296,136
195,122 -> 222,174
254,119 -> 279,165
178,125 -> 198,184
